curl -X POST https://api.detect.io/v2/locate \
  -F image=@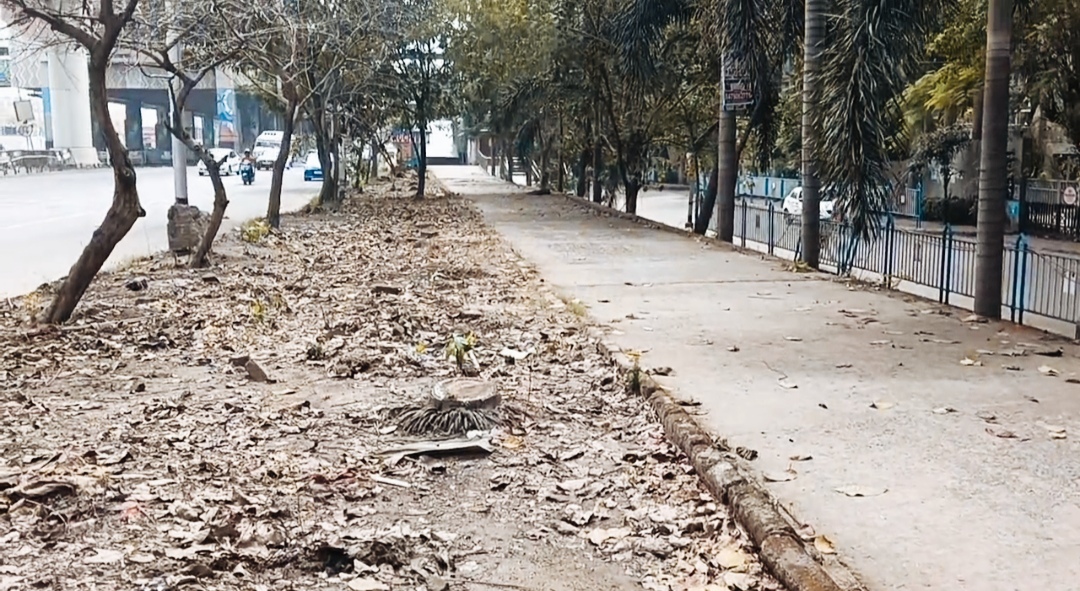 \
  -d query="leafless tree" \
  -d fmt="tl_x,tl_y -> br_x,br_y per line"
1,0 -> 144,323
124,0 -> 255,266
